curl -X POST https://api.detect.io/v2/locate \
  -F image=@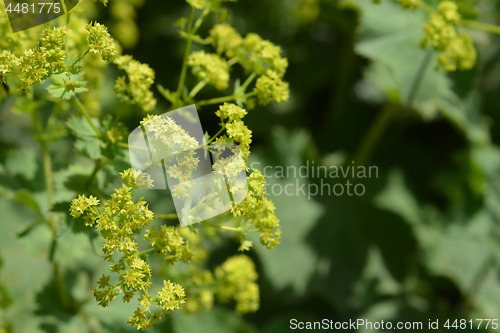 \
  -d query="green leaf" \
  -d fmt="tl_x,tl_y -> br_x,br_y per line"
353,0 -> 490,147
75,137 -> 103,159
12,189 -> 43,215
172,308 -> 256,333
67,116 -> 99,140
47,73 -> 88,100
4,149 -> 38,180
67,116 -> 103,159
248,128 -> 324,296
